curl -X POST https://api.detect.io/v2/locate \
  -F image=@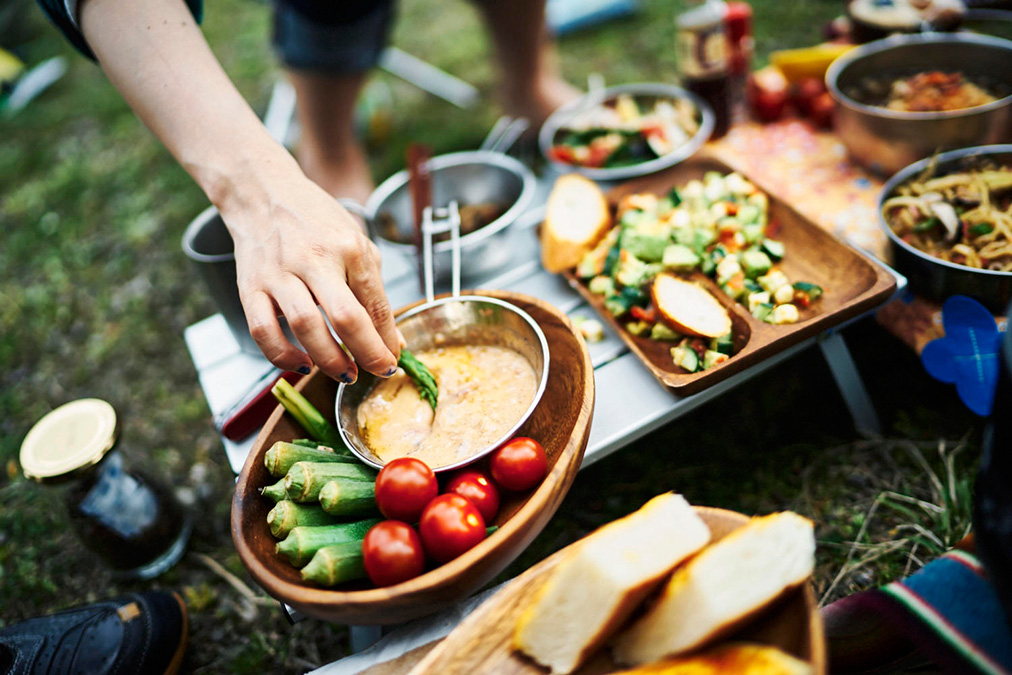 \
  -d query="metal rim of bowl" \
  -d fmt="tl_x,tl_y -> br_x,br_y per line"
537,82 -> 716,181
826,32 -> 1012,121
877,143 -> 1012,278
334,294 -> 552,474
364,151 -> 536,254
